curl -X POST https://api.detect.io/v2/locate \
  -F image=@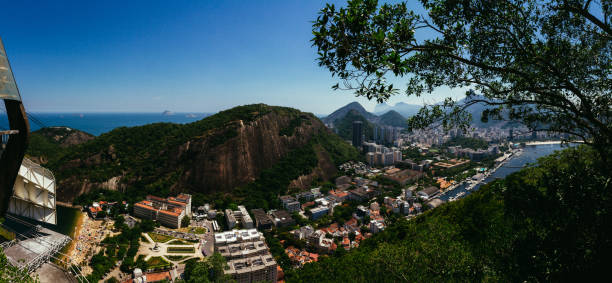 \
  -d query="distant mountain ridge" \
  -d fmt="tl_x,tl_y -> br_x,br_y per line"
323,101 -> 409,128
457,95 -> 511,128
325,97 -> 514,131
374,102 -> 421,118
322,102 -> 378,125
